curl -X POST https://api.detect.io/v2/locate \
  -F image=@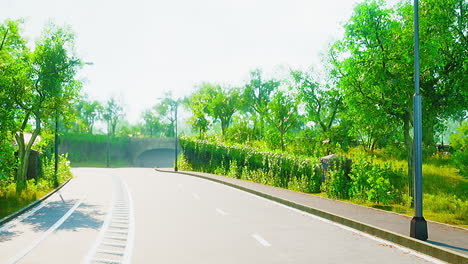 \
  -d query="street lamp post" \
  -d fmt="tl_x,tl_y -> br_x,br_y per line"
53,61 -> 93,185
107,119 -> 110,168
54,109 -> 59,187
410,0 -> 428,241
174,101 -> 178,172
